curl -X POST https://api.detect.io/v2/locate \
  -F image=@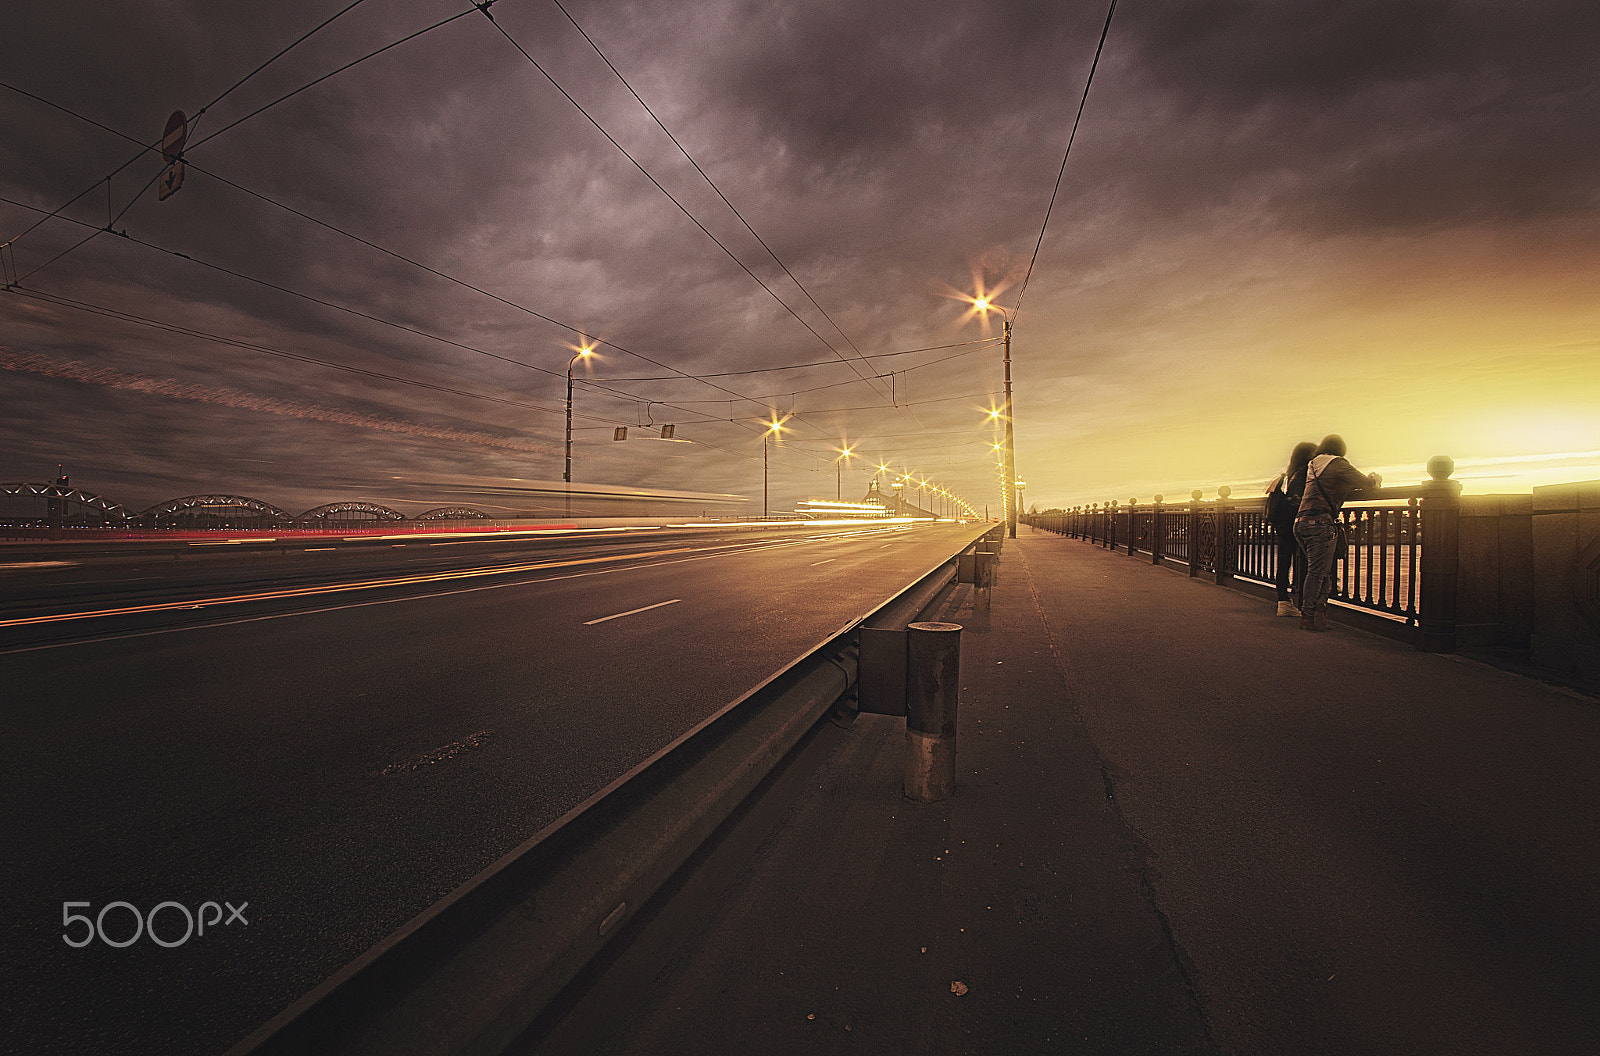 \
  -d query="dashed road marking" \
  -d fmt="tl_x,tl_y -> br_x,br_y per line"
583,598 -> 681,625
